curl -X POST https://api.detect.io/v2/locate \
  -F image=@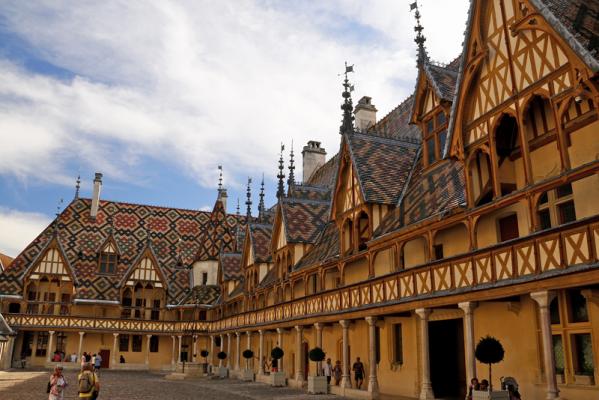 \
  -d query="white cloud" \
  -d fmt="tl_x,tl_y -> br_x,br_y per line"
0,207 -> 51,257
0,0 -> 470,189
